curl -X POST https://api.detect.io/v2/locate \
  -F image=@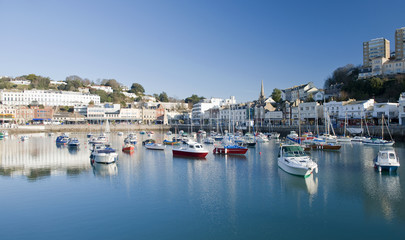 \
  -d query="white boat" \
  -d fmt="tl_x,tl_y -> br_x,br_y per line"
90,144 -> 118,164
269,132 -> 280,139
124,133 -> 137,144
364,138 -> 395,146
88,134 -> 108,144
351,136 -> 370,142
48,132 -> 54,136
166,131 -> 172,135
278,144 -> 318,177
117,132 -> 124,136
374,150 -> 400,172
145,143 -> 166,150
256,134 -> 269,143
337,136 -> 352,143
172,142 -> 209,158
